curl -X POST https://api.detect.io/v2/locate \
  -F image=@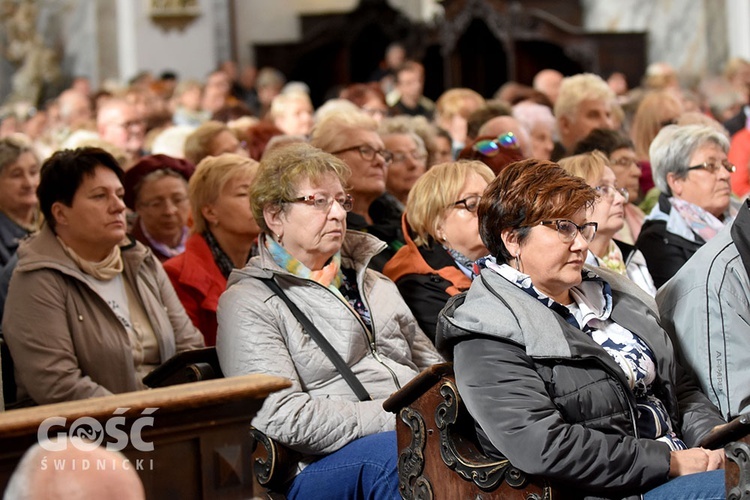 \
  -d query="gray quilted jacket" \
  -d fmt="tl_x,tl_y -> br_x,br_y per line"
217,231 -> 442,458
